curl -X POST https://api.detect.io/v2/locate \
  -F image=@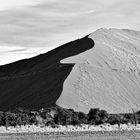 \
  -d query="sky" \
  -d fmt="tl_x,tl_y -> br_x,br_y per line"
0,0 -> 40,10
0,0 -> 140,65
